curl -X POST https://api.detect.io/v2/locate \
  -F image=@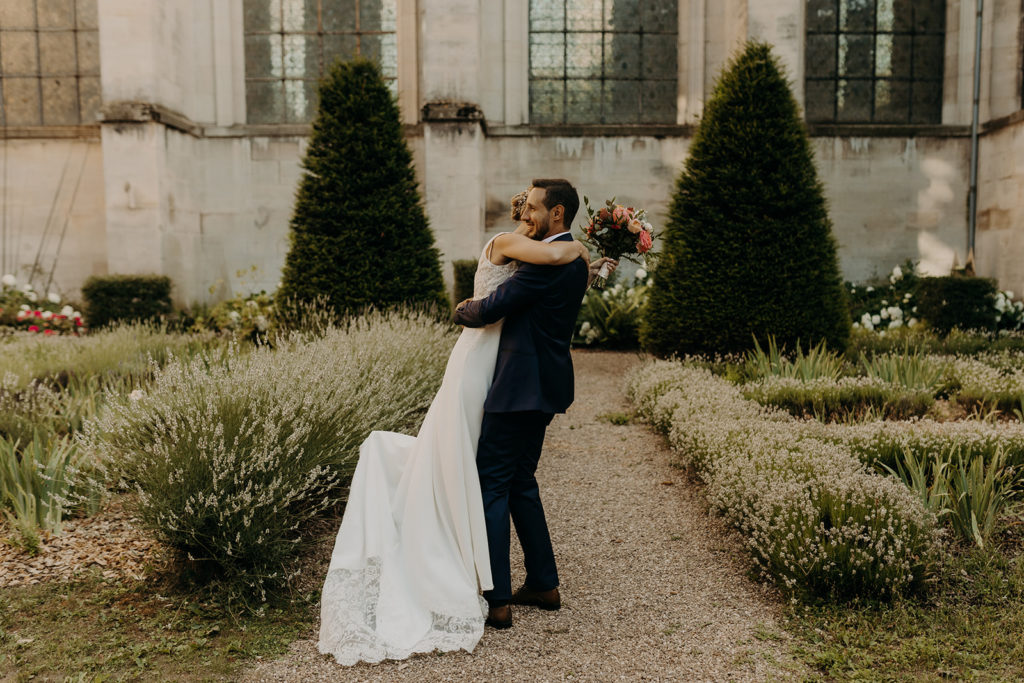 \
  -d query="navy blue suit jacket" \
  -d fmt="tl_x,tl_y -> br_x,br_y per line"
453,233 -> 588,414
